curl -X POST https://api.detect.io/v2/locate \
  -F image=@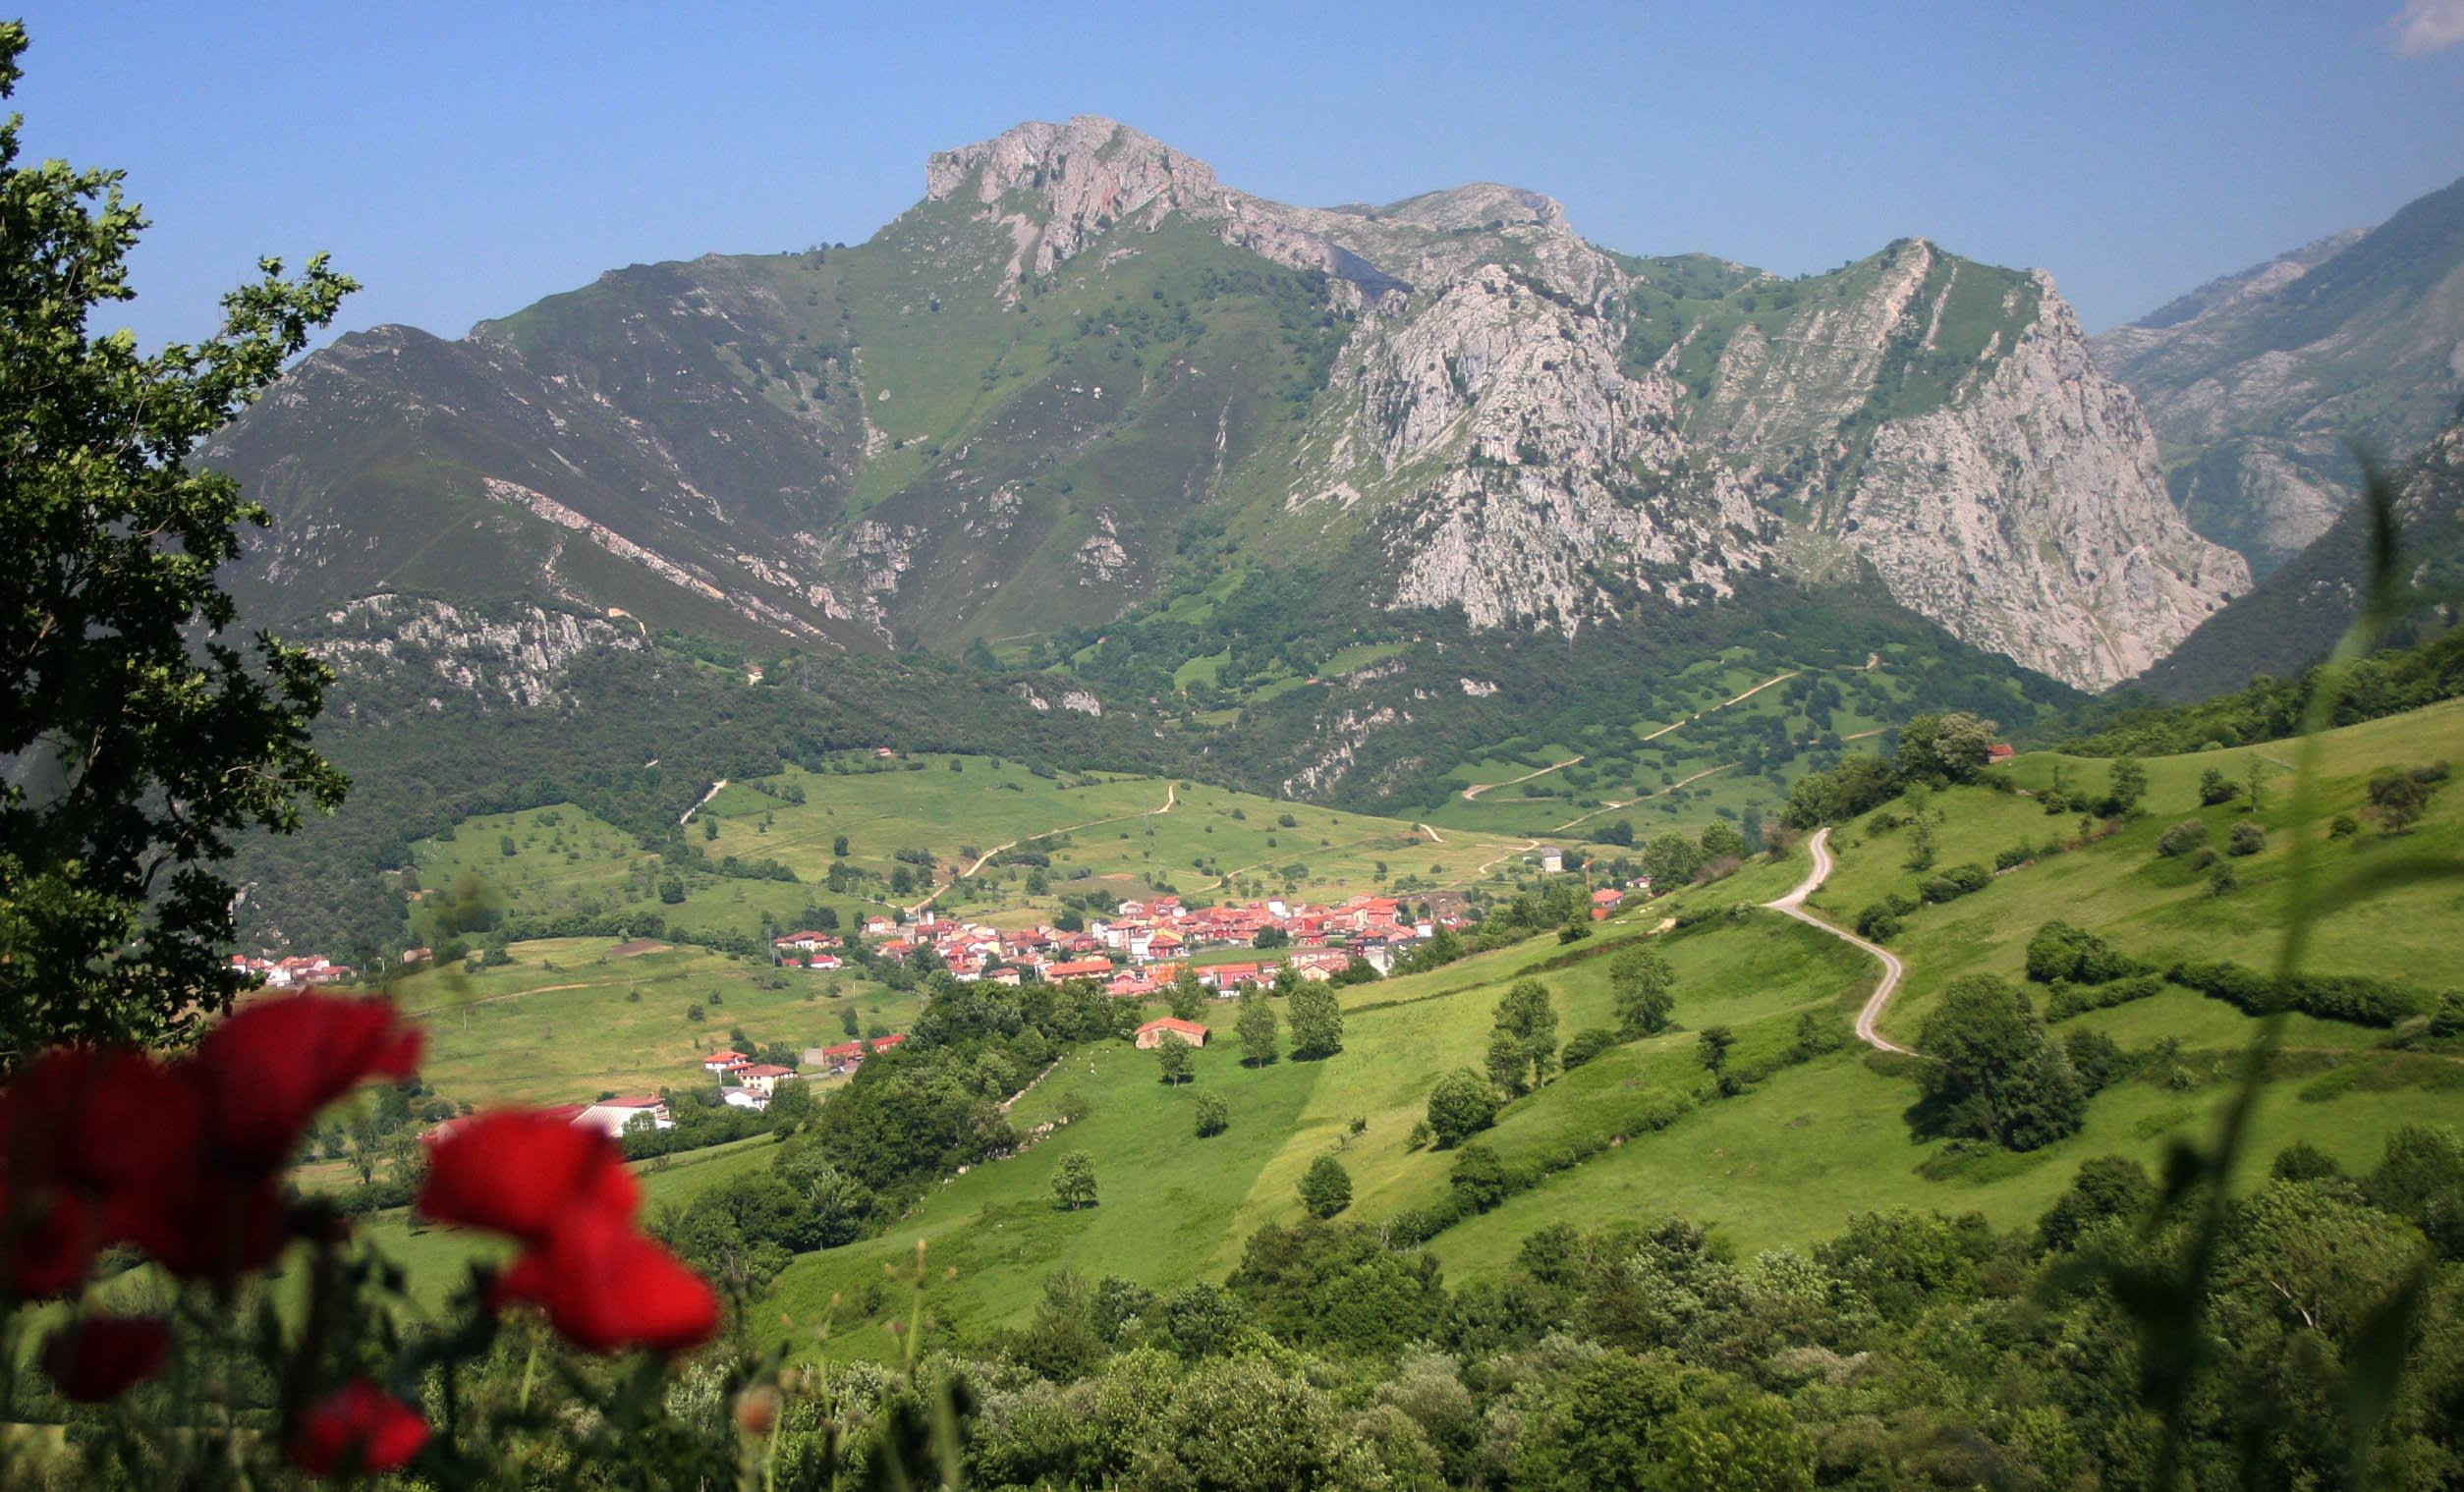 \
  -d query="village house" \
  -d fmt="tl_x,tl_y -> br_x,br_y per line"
701,1050 -> 751,1077
737,1064 -> 801,1097
574,1096 -> 672,1137
1134,1017 -> 1210,1049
